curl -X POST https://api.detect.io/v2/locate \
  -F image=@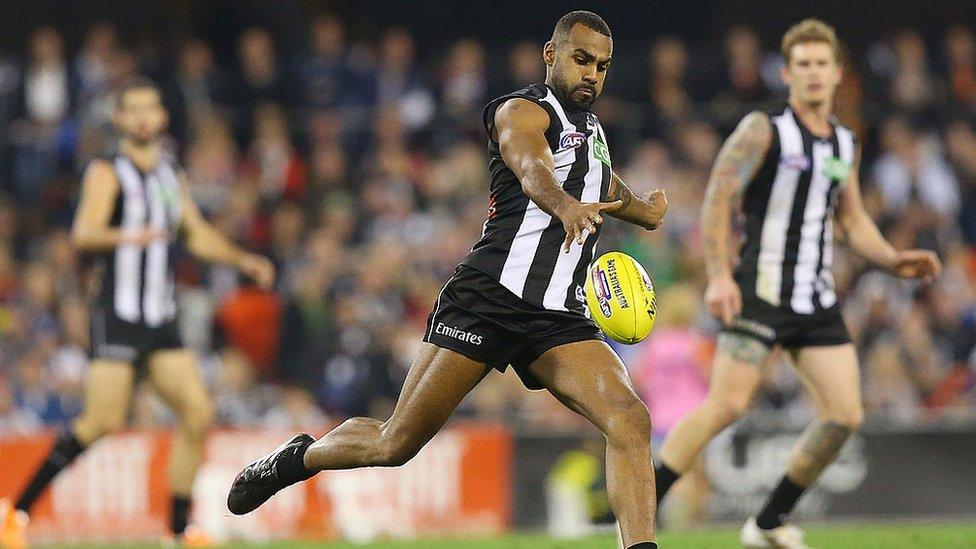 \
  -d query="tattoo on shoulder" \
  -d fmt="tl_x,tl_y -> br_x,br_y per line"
717,332 -> 771,366
714,112 -> 772,193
